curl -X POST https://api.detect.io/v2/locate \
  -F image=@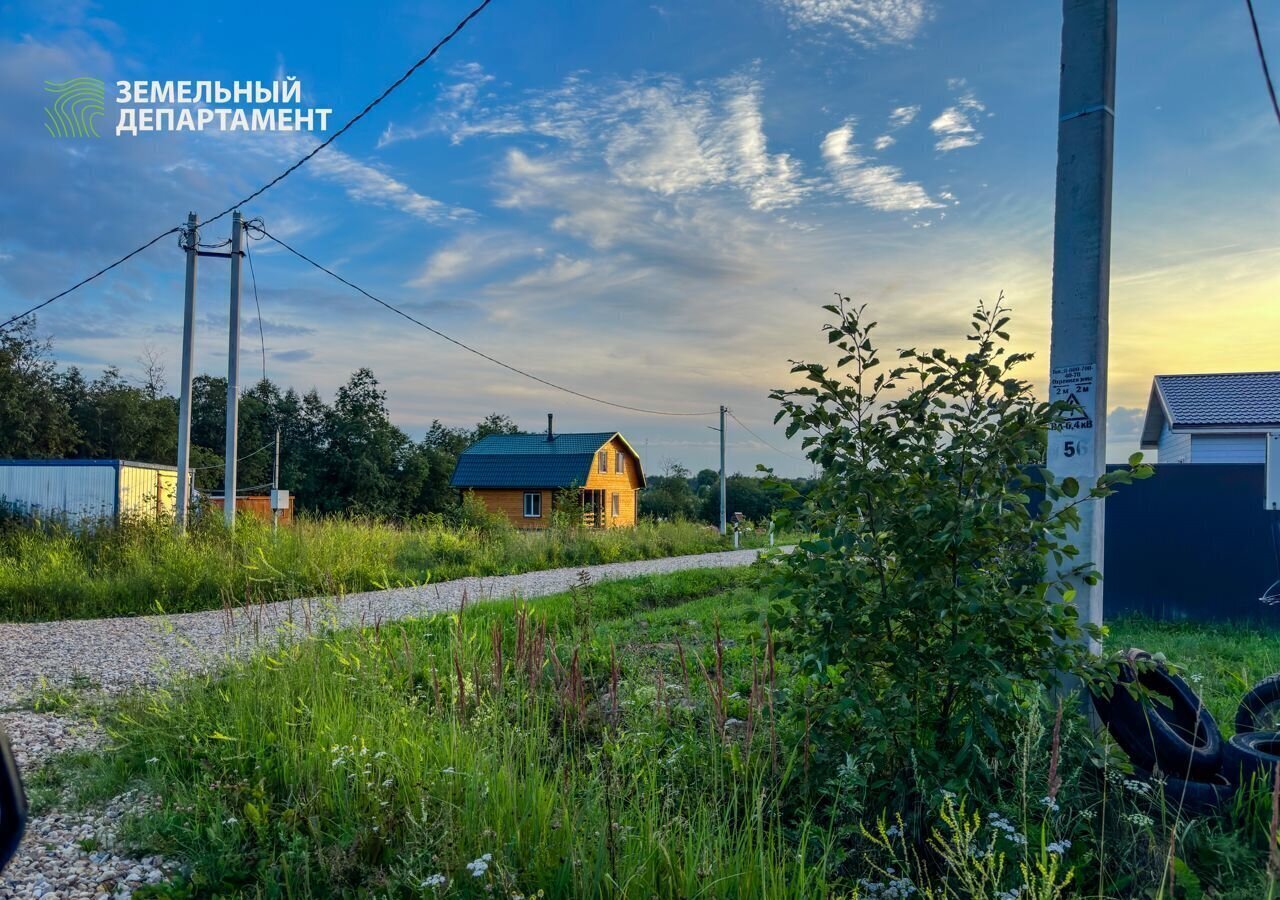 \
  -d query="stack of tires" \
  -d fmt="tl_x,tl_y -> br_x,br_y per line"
1093,652 -> 1280,815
